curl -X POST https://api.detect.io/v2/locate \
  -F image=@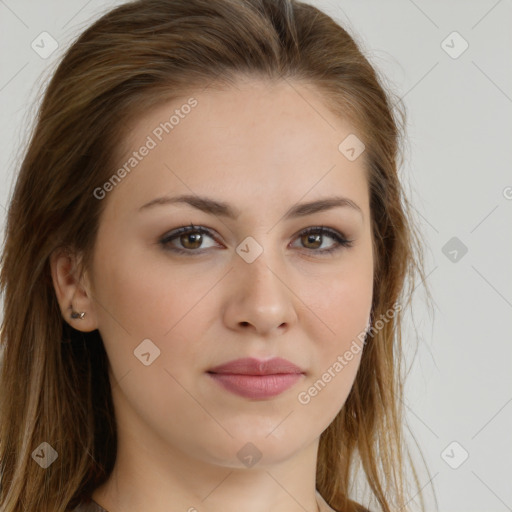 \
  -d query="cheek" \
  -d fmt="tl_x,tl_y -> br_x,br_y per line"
321,267 -> 371,343
302,252 -> 373,349
92,237 -> 208,337
91,238 -> 222,388
294,248 -> 372,416
309,279 -> 370,381
295,274 -> 371,426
